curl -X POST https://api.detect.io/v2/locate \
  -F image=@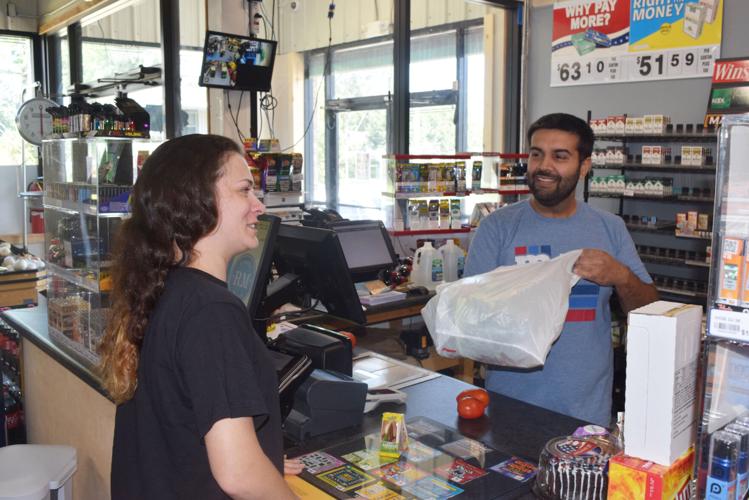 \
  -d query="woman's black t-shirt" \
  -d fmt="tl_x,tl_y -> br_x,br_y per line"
111,267 -> 283,499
